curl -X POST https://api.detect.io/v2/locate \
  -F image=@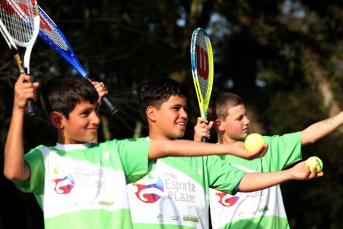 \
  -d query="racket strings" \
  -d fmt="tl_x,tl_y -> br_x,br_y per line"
0,0 -> 34,43
39,7 -> 69,52
195,31 -> 210,99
